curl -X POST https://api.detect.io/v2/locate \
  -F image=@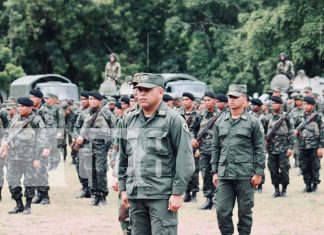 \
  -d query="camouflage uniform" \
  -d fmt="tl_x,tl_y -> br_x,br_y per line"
290,106 -> 304,168
276,60 -> 295,80
0,109 -> 9,201
74,107 -> 113,203
105,61 -> 121,81
295,111 -> 324,191
264,111 -> 295,196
